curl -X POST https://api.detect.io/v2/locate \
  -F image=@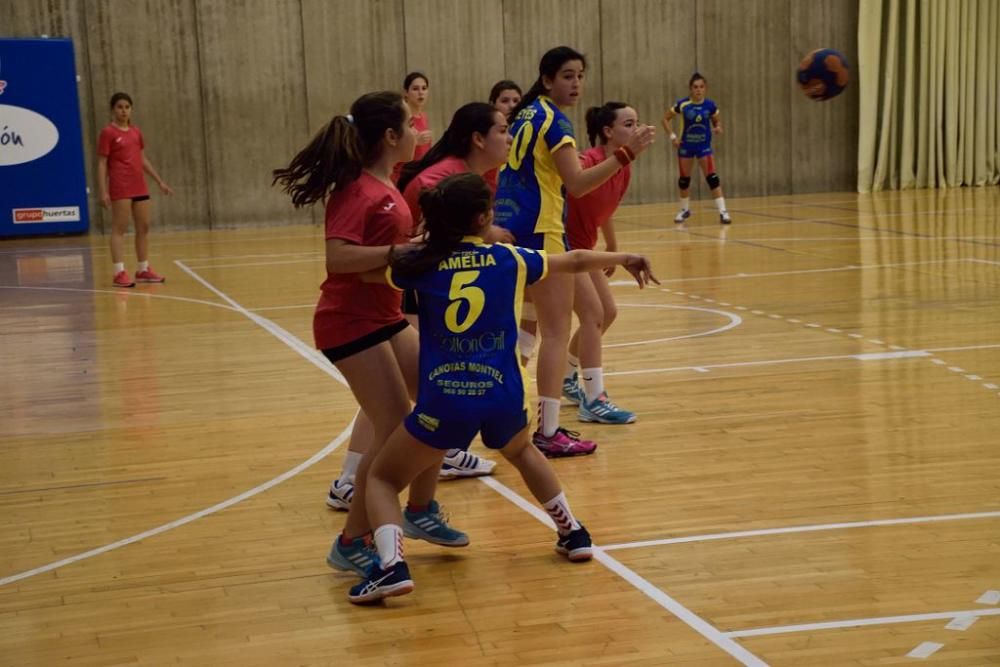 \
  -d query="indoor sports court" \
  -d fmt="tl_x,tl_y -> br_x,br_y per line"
2,1 -> 999,666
